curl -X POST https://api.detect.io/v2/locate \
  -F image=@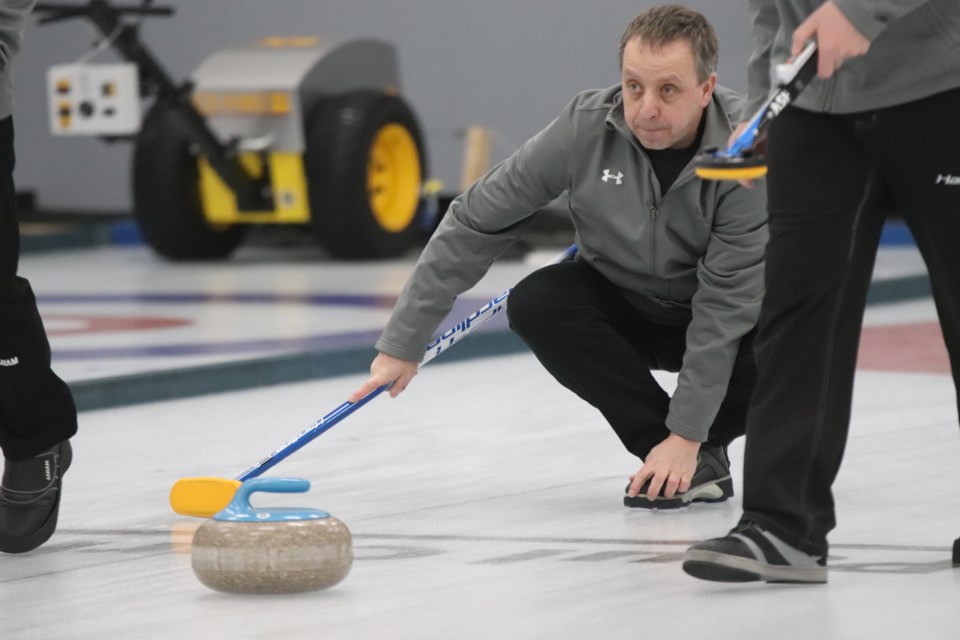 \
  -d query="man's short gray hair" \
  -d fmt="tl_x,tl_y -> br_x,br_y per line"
619,5 -> 719,83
